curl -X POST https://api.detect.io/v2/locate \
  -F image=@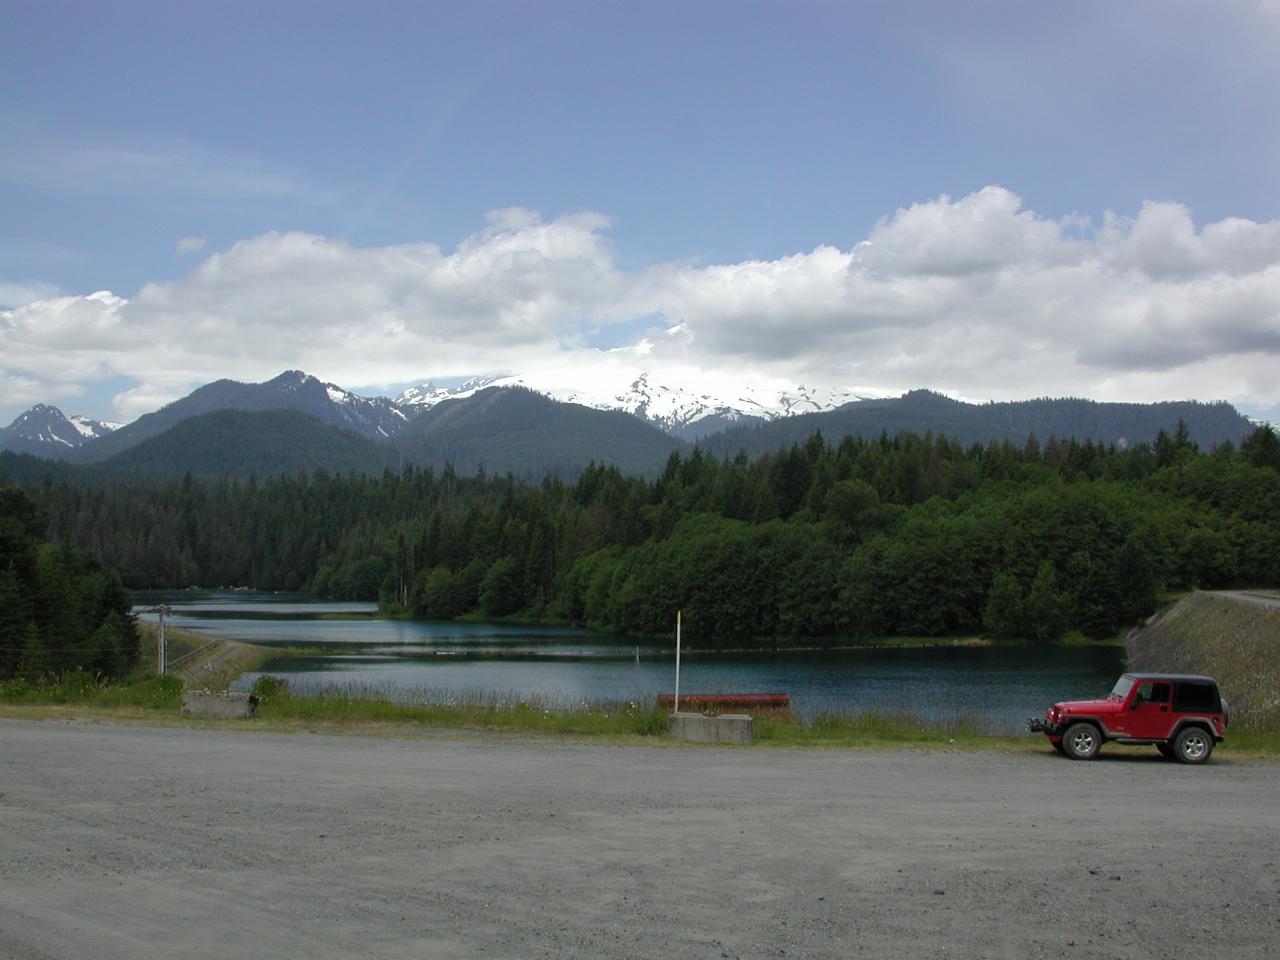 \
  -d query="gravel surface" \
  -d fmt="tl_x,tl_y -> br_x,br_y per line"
2,719 -> 1278,959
